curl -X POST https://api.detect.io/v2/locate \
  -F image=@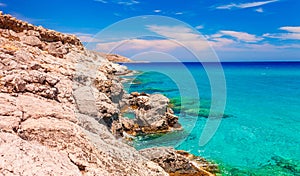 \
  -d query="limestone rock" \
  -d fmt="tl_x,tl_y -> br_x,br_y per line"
16,94 -> 77,123
110,79 -> 124,104
0,93 -> 21,133
111,62 -> 131,75
97,52 -> 132,63
20,35 -> 42,47
0,132 -> 82,176
18,117 -> 167,176
140,147 -> 219,176
121,92 -> 182,135
0,13 -> 83,47
44,41 -> 68,58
